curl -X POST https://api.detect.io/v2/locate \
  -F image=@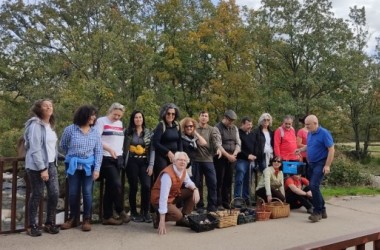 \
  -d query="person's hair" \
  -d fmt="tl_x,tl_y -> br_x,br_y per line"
107,102 -> 125,114
159,103 -> 180,122
30,99 -> 55,127
180,117 -> 197,133
199,110 -> 209,116
126,110 -> 146,136
73,105 -> 98,126
257,113 -> 272,126
241,116 -> 252,124
283,115 -> 294,122
173,151 -> 190,164
299,115 -> 308,124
